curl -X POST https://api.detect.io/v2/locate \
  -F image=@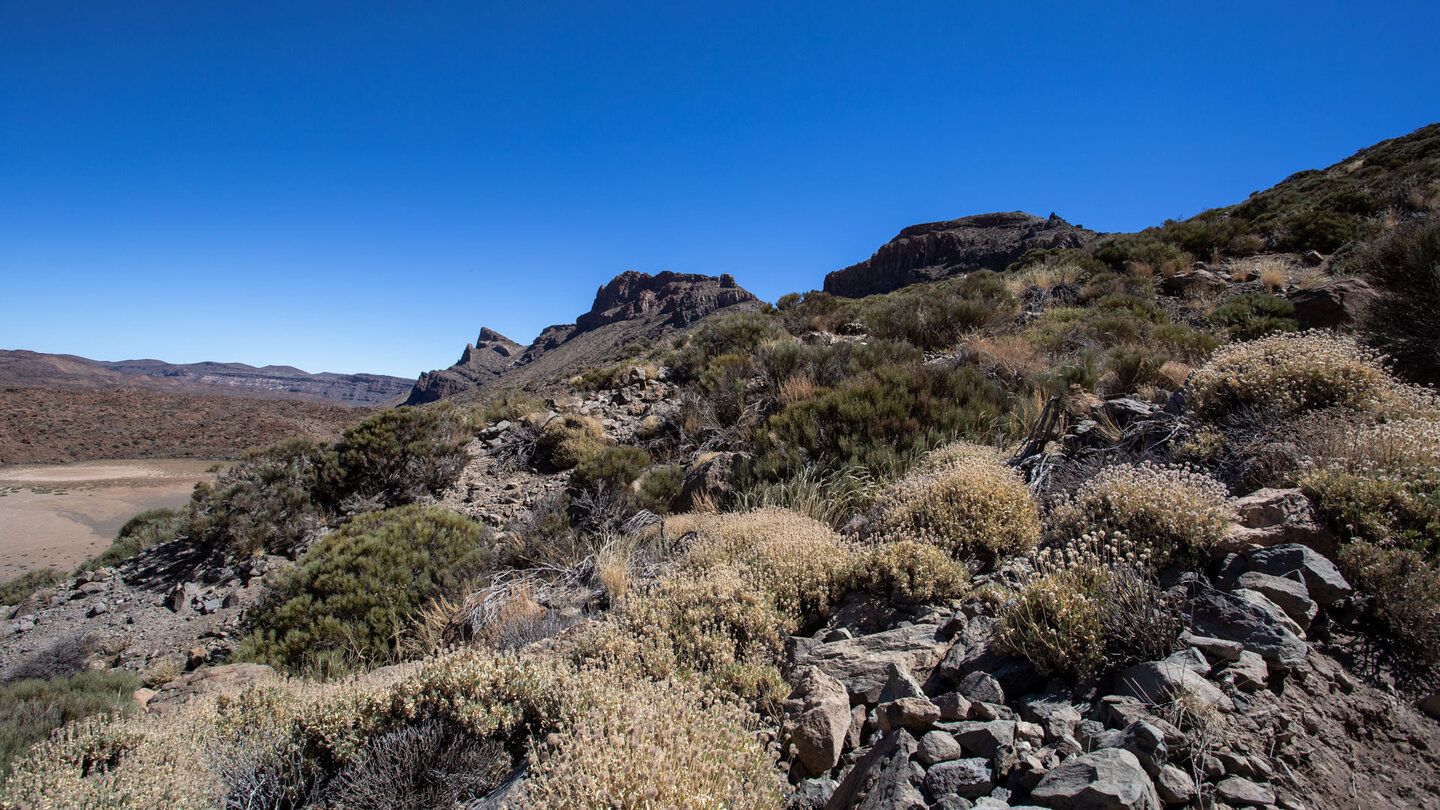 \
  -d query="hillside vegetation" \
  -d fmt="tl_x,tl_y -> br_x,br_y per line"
4,124 -> 1440,809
